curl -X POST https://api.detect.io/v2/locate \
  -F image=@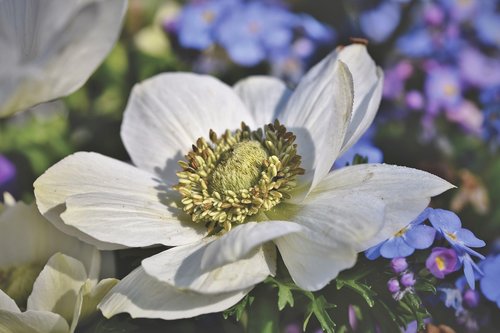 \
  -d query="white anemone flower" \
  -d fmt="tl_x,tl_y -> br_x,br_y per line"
0,194 -> 112,309
34,44 -> 454,320
0,252 -> 118,333
0,0 -> 128,117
